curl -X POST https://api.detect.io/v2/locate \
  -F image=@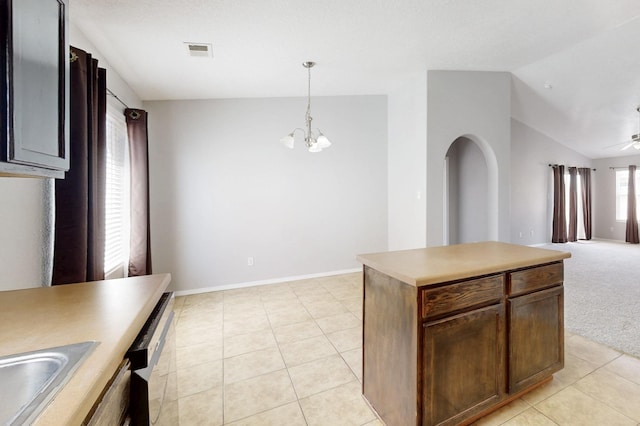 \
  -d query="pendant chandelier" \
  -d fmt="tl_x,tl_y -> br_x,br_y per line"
279,61 -> 332,153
